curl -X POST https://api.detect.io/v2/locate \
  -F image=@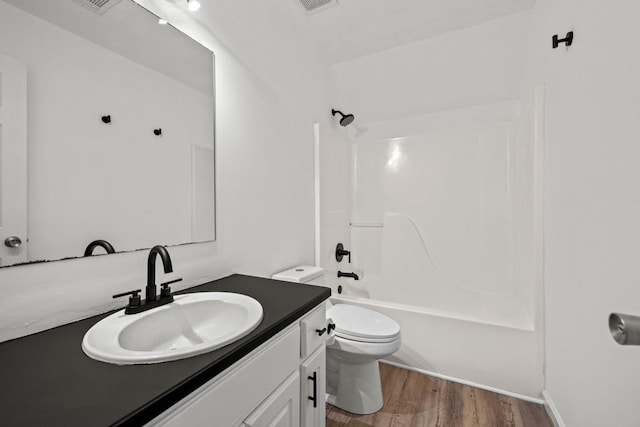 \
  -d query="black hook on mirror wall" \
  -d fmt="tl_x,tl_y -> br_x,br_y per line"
153,128 -> 162,136
101,115 -> 111,124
